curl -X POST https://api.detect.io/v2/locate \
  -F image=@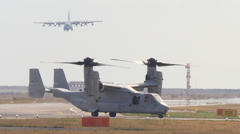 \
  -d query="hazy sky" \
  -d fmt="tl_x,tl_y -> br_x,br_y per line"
1,0 -> 240,89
